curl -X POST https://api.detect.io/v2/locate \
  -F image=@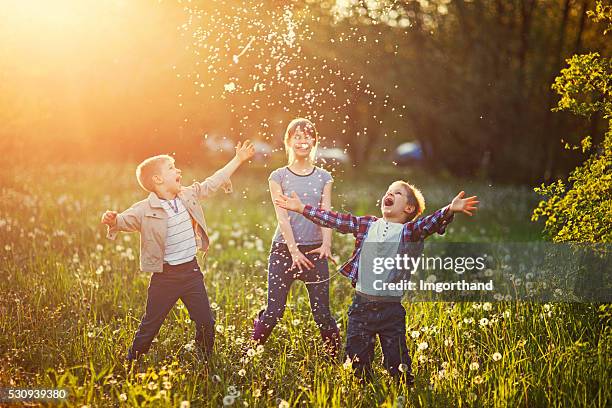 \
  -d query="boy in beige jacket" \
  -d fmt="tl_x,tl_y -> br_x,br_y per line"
101,141 -> 255,362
